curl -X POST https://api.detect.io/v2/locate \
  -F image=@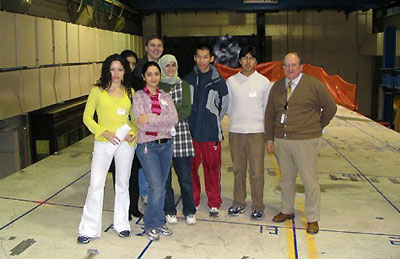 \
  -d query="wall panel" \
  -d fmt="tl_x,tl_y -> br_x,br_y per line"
54,20 -> 67,64
79,25 -> 90,62
21,69 -> 40,113
40,67 -> 57,107
36,17 -> 53,65
0,71 -> 22,120
16,14 -> 36,67
0,11 -> 17,68
97,29 -> 106,61
55,66 -> 70,102
93,63 -> 102,84
79,65 -> 90,95
69,66 -> 81,98
67,23 -> 79,63
112,31 -> 119,54
91,28 -> 99,61
124,34 -> 130,52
